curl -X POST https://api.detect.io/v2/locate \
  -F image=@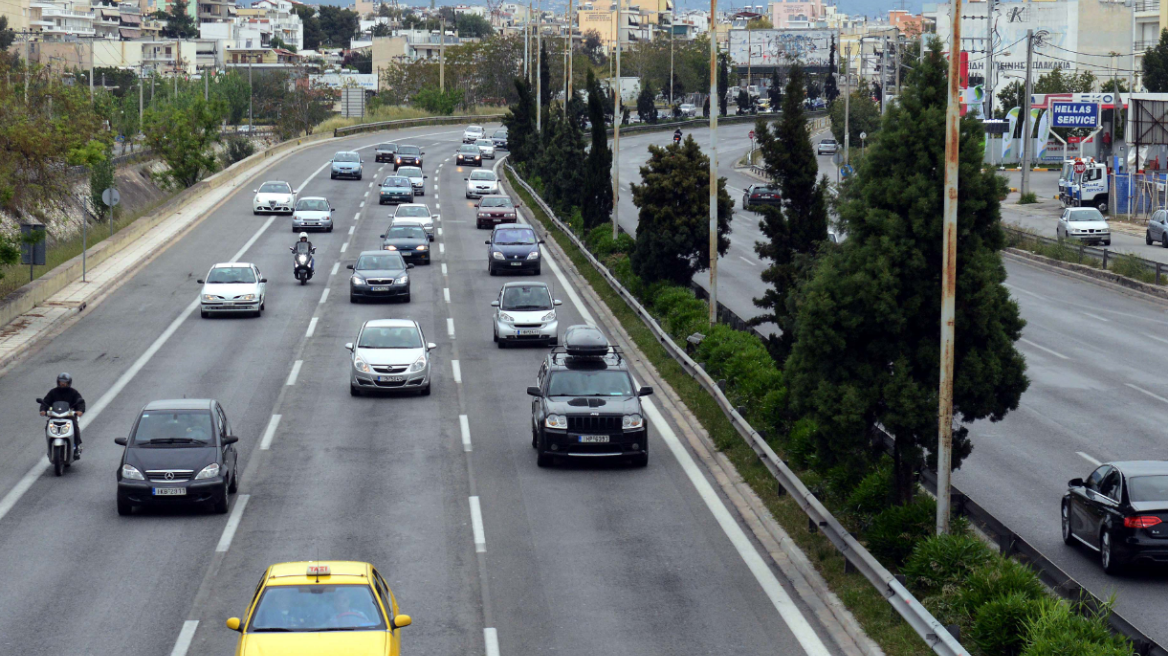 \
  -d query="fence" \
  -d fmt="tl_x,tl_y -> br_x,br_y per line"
1004,226 -> 1168,284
